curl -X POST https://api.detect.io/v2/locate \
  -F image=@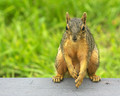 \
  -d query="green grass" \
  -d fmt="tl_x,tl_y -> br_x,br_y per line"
0,0 -> 120,78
